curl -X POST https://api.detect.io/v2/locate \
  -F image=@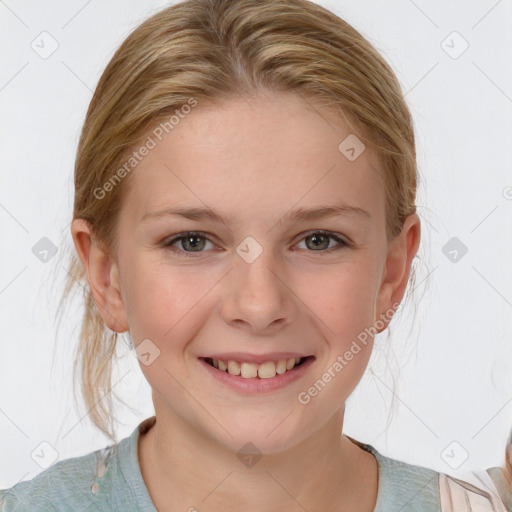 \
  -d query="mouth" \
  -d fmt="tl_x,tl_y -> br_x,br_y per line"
200,356 -> 314,379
